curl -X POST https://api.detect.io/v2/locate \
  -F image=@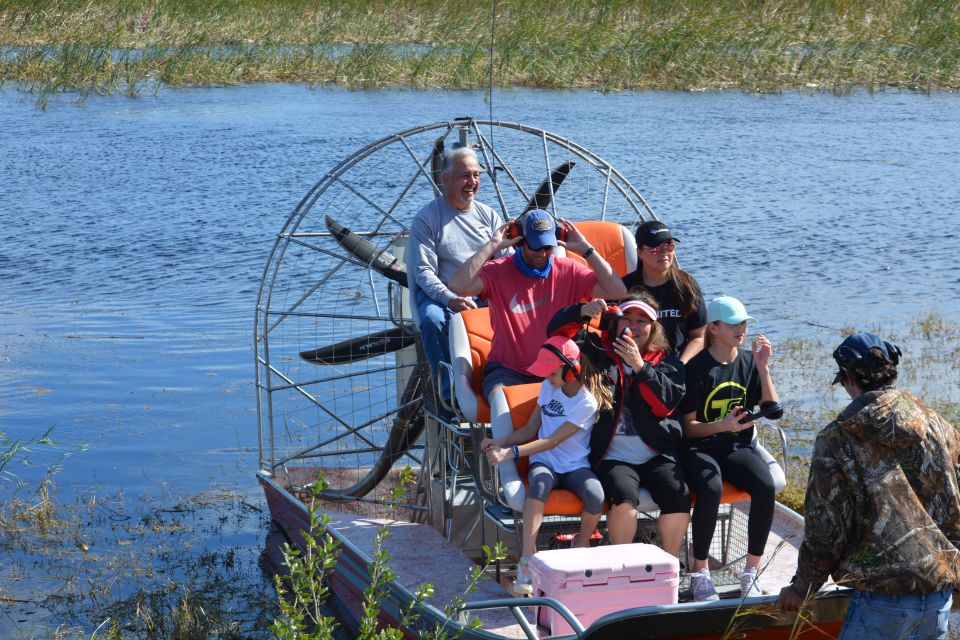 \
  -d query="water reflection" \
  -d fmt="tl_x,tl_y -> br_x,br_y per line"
1,85 -> 958,634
